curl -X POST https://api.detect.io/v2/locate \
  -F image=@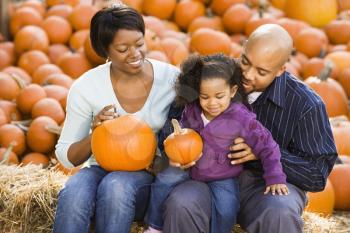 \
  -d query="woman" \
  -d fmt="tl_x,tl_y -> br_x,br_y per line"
53,4 -> 179,233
